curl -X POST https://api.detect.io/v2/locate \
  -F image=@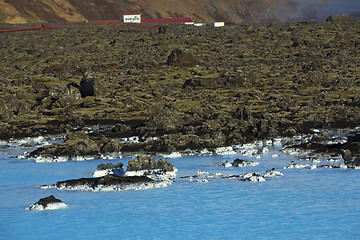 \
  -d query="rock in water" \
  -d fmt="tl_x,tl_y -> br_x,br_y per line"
40,157 -> 178,191
232,158 -> 259,167
93,162 -> 125,177
41,174 -> 171,192
240,172 -> 266,182
263,168 -> 284,177
284,161 -> 310,169
26,195 -> 67,210
125,156 -> 177,180
126,156 -> 175,172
